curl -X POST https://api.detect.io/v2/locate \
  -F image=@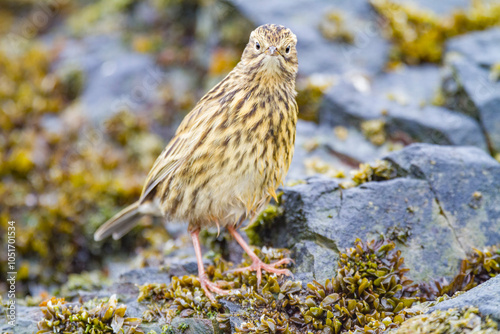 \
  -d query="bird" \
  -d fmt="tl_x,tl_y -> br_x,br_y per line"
94,23 -> 299,302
